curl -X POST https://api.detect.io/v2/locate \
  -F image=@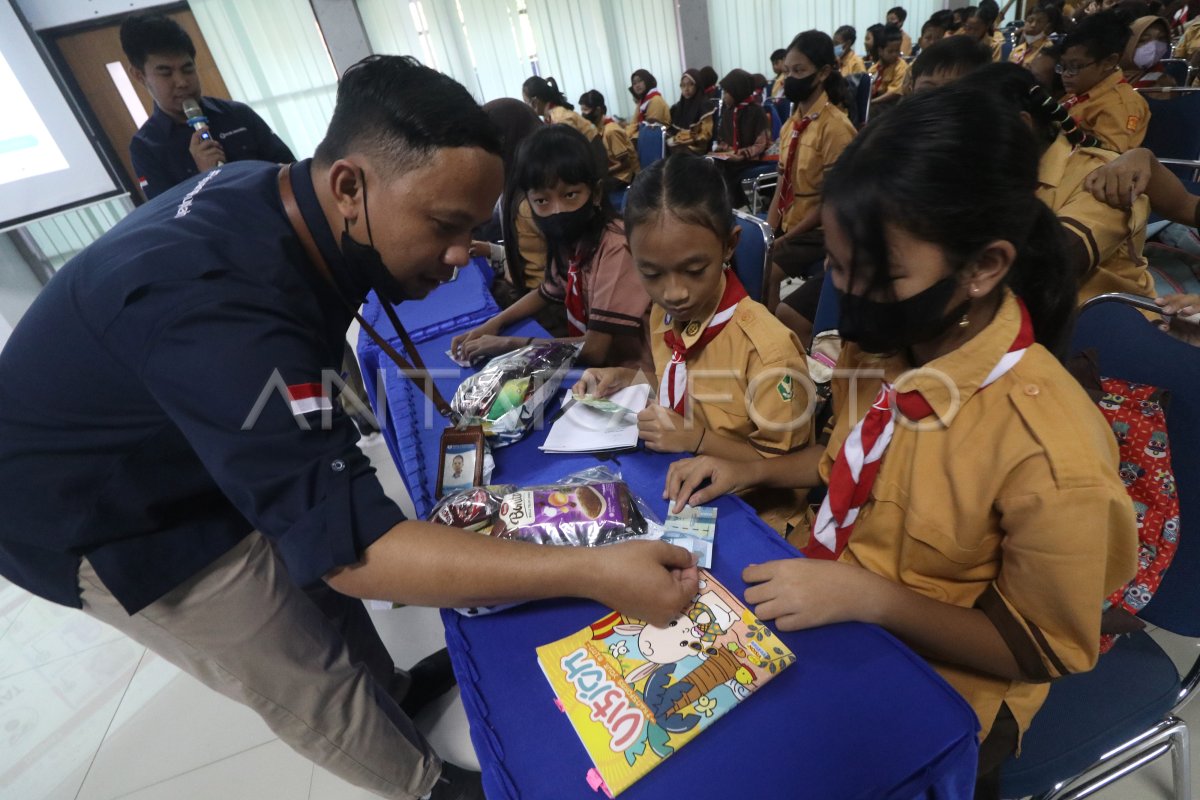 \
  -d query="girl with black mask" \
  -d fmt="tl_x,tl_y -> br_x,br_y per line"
452,125 -> 652,369
767,31 -> 856,319
659,85 -> 1137,800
